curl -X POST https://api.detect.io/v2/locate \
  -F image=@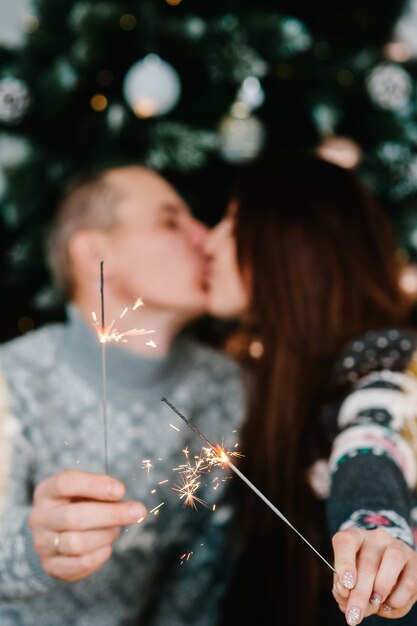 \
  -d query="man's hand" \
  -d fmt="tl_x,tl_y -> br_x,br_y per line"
28,470 -> 147,582
332,527 -> 417,624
